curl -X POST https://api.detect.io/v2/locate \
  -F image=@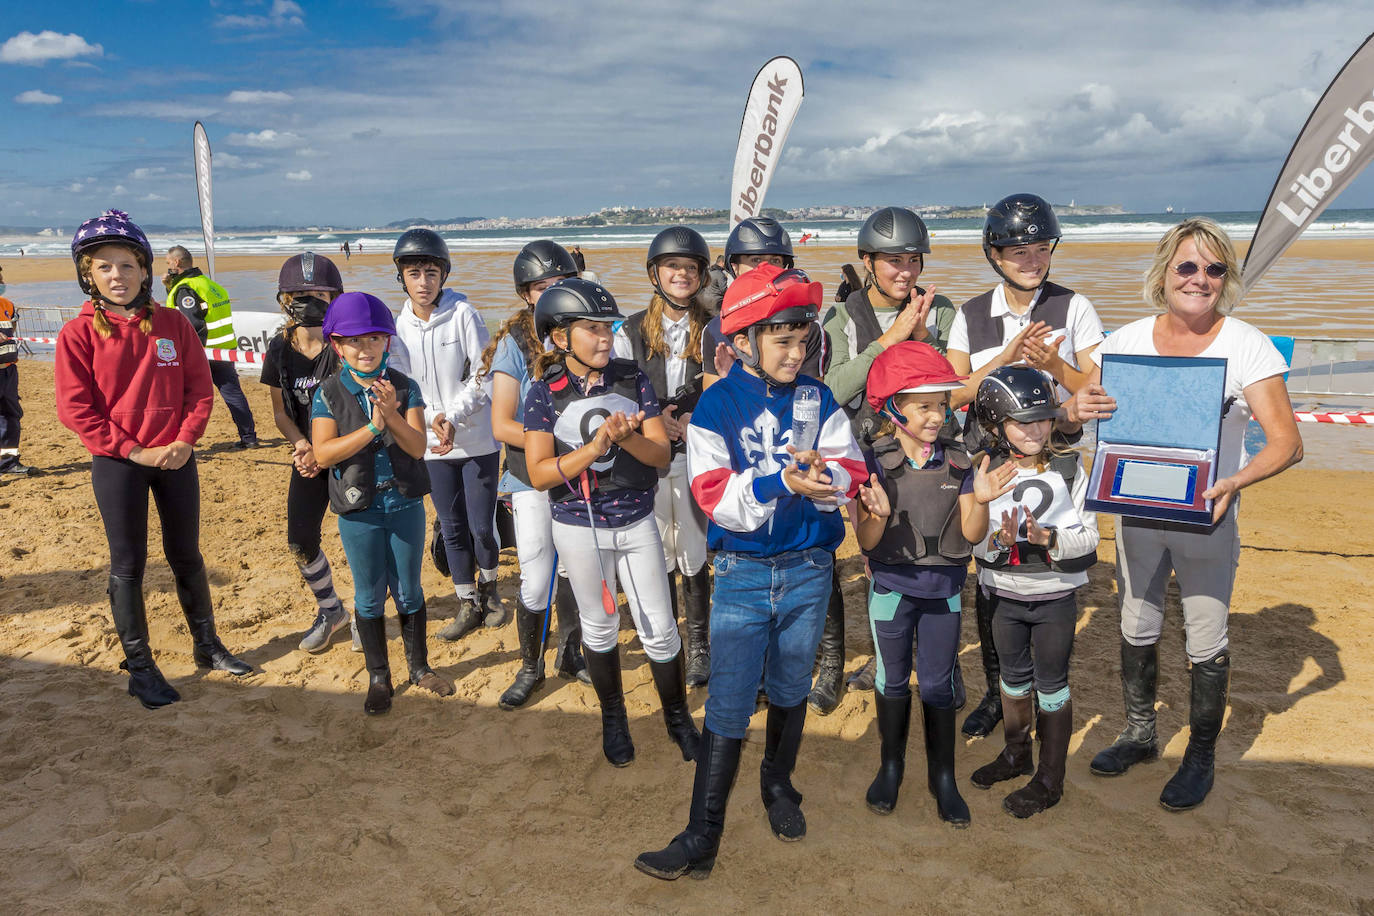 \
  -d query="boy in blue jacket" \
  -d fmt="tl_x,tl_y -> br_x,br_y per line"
636,263 -> 865,880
